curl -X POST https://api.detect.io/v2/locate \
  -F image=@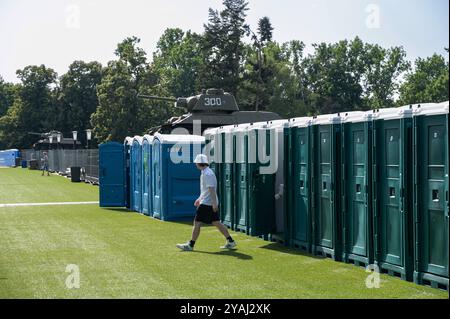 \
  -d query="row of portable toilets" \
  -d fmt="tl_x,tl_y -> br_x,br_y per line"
99,133 -> 205,221
204,101 -> 449,291
98,102 -> 448,290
